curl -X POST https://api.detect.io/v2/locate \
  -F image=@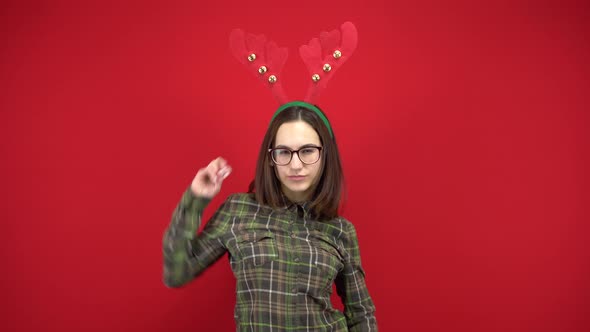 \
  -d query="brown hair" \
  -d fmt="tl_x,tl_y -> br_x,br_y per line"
248,105 -> 344,220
